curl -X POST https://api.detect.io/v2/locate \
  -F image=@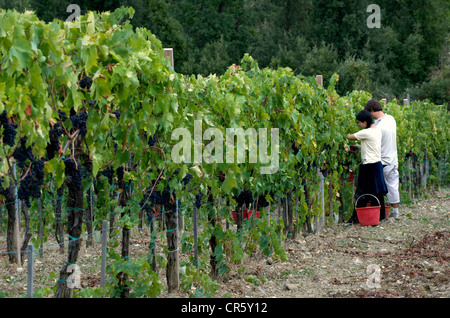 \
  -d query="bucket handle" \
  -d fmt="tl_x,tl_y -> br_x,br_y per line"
355,194 -> 380,207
